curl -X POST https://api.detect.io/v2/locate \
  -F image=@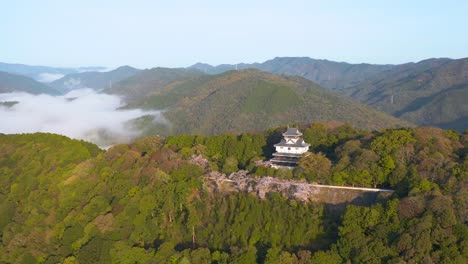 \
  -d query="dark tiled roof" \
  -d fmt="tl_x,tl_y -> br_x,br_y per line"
283,127 -> 302,136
